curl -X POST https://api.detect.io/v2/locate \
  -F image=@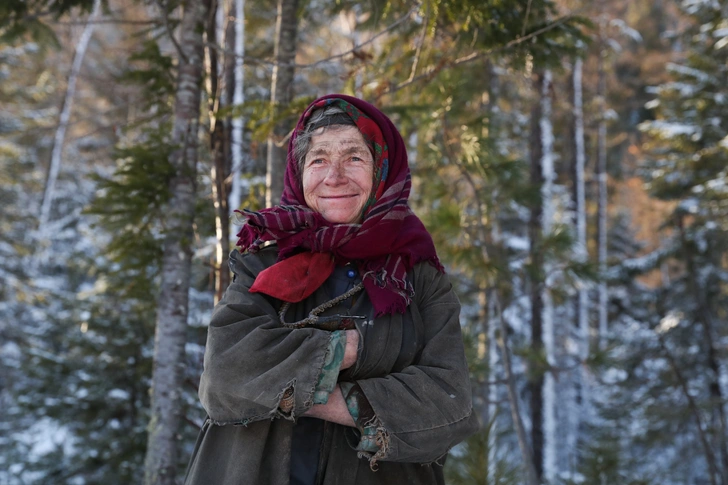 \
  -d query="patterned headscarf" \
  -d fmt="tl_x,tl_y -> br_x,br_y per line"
236,94 -> 443,316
